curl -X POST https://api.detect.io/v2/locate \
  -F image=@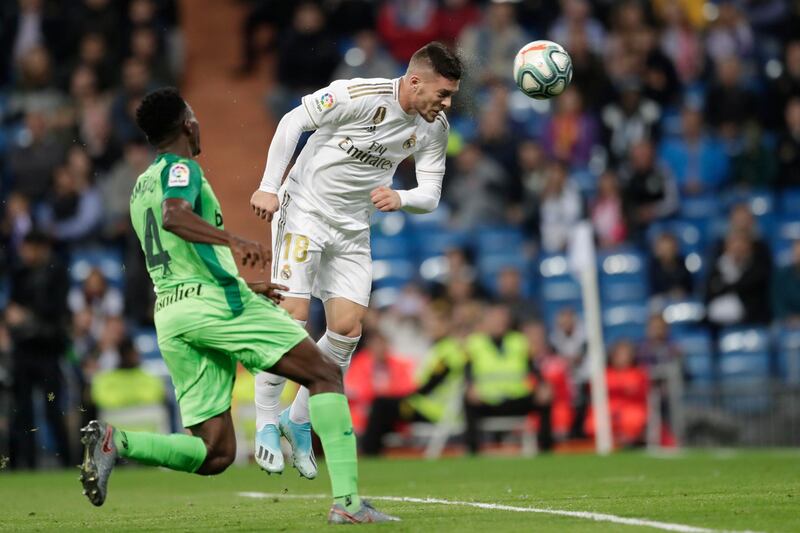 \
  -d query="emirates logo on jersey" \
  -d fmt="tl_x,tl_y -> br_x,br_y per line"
337,137 -> 395,170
